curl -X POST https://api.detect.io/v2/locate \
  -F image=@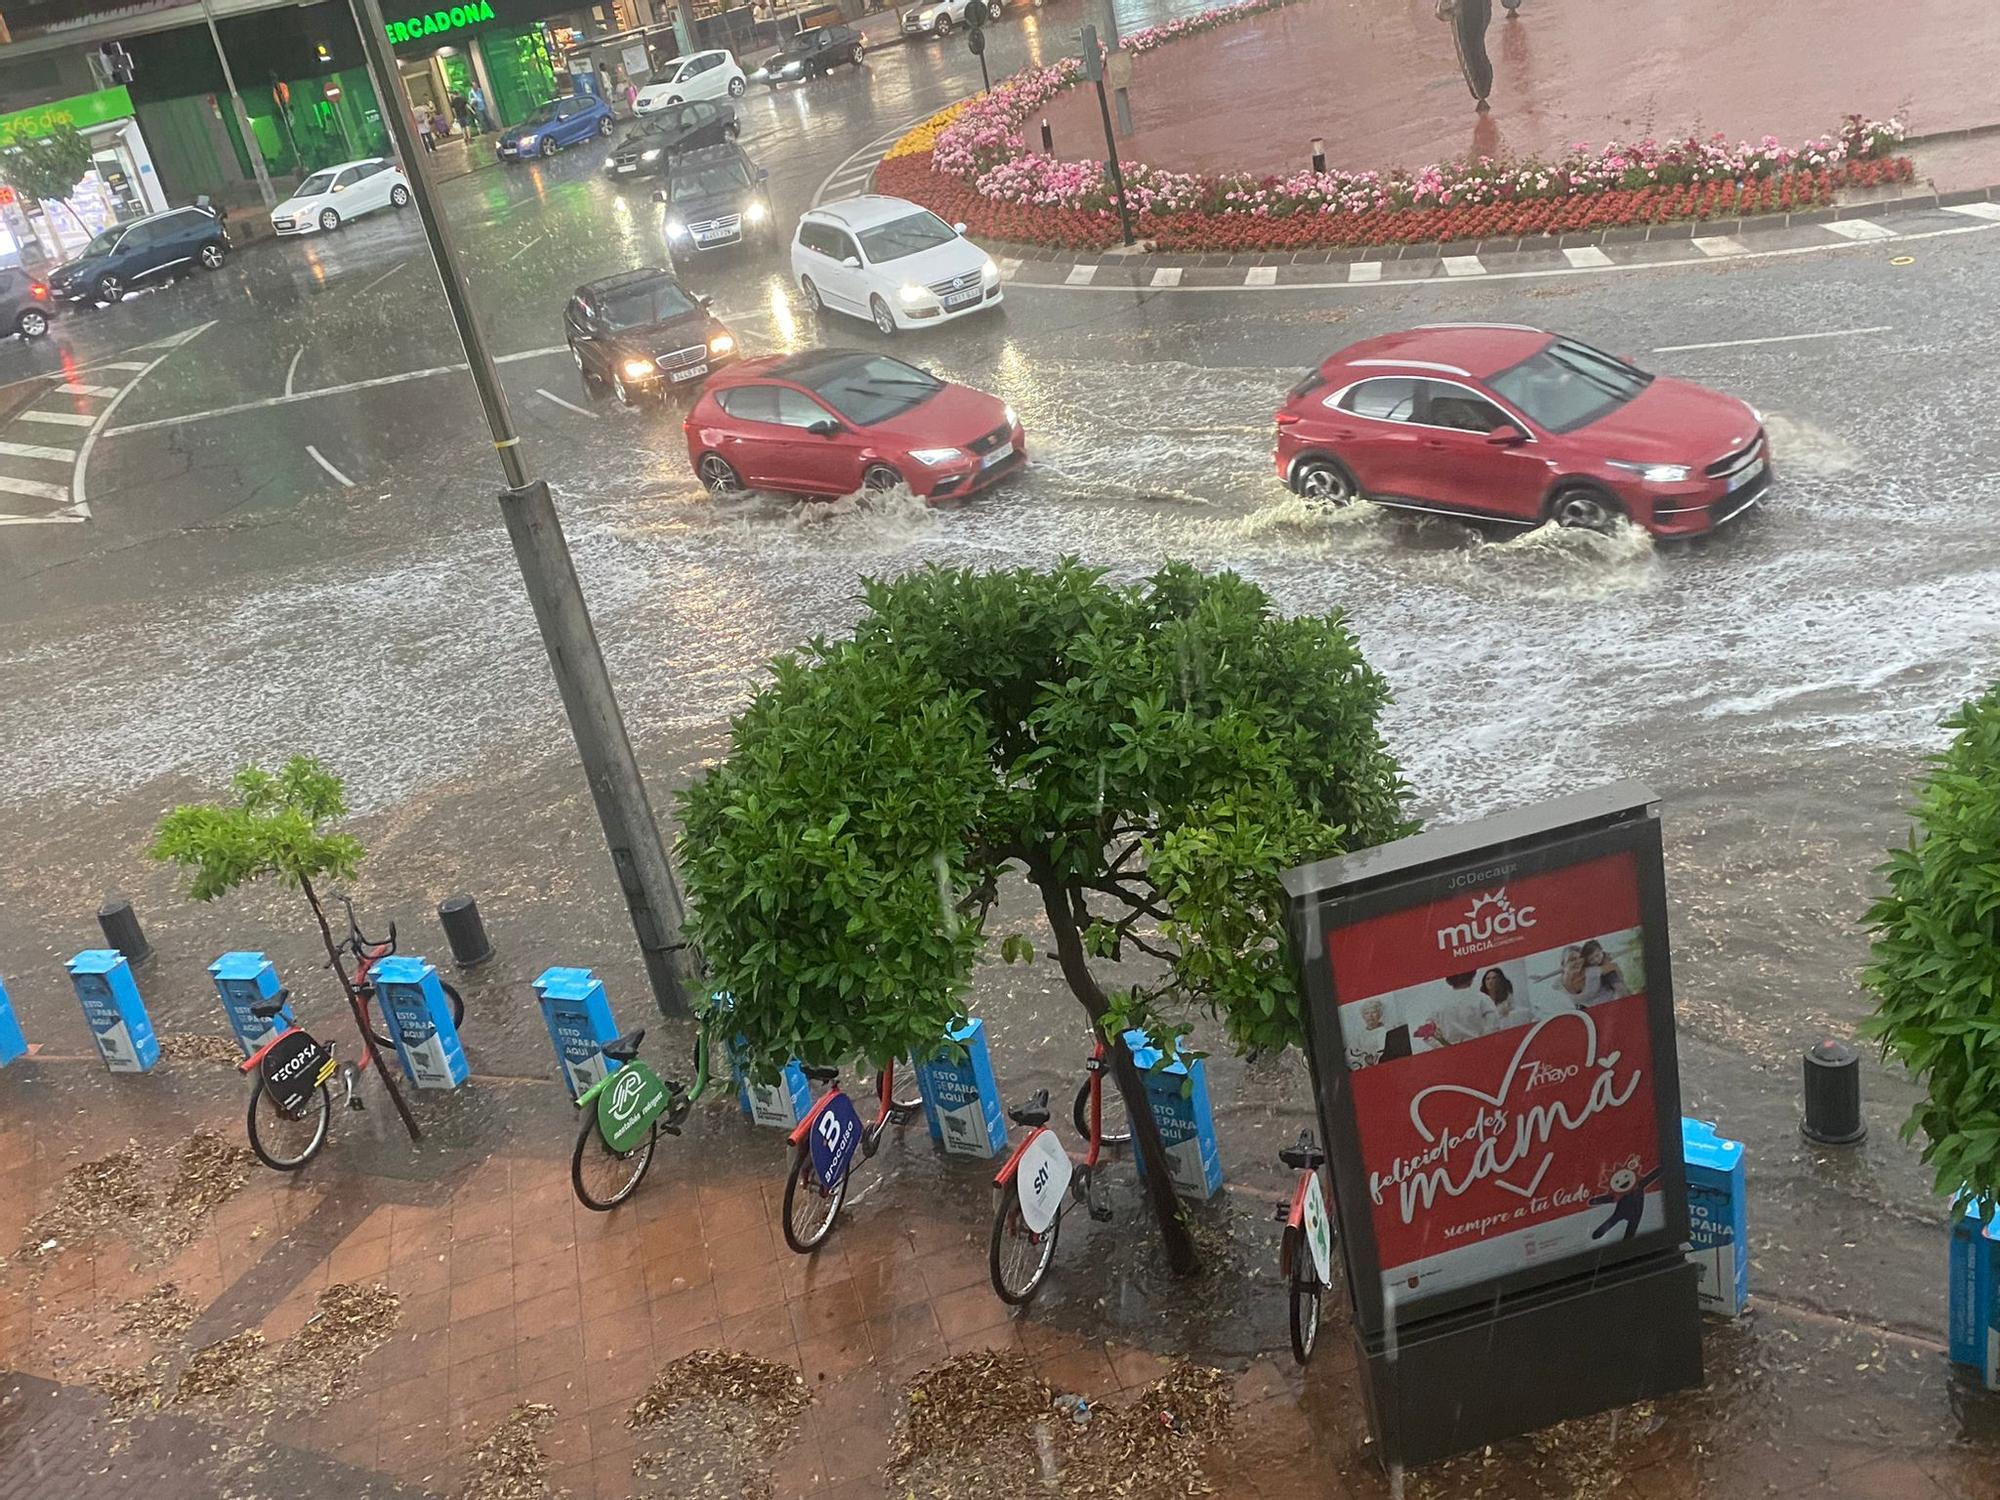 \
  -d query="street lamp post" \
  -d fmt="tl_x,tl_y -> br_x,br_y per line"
346,0 -> 700,1020
199,0 -> 277,209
